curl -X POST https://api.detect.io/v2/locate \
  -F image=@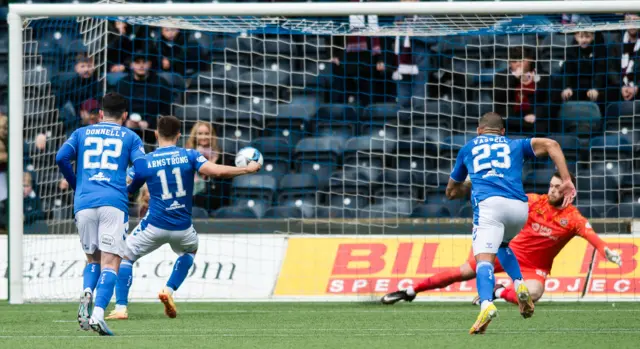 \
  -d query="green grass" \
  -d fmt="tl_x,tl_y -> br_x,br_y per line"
1,301 -> 639,349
